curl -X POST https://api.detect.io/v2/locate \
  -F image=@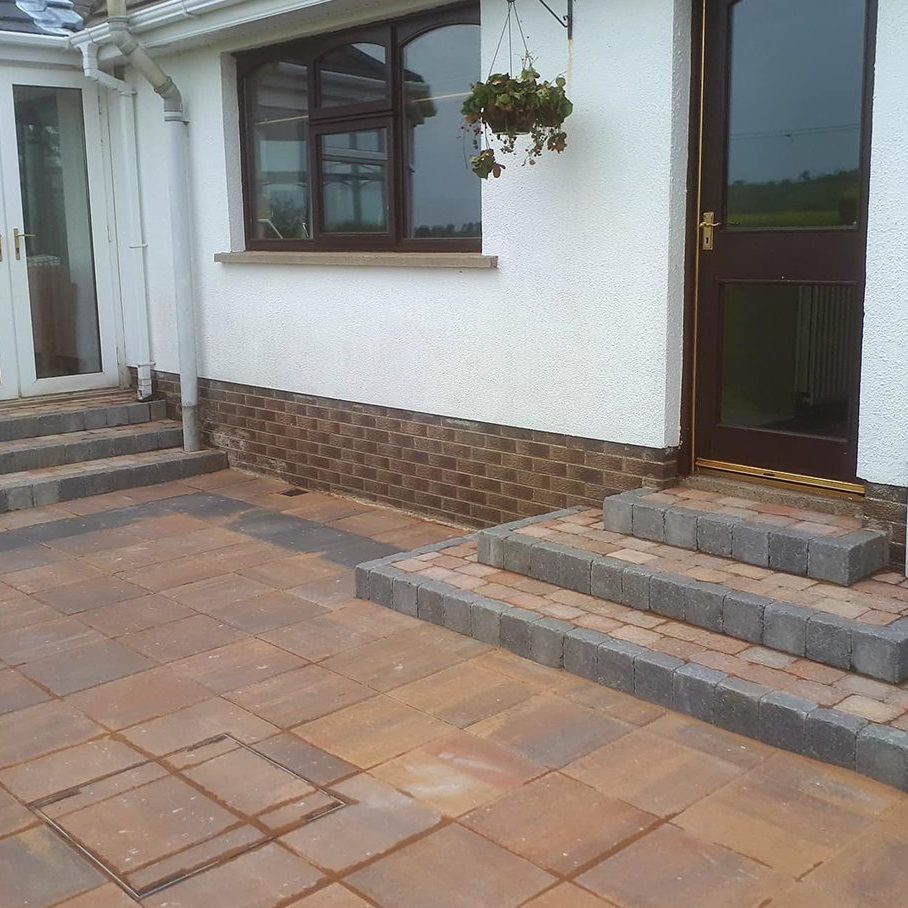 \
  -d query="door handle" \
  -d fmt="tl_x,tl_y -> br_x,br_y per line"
13,228 -> 35,260
699,211 -> 721,252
